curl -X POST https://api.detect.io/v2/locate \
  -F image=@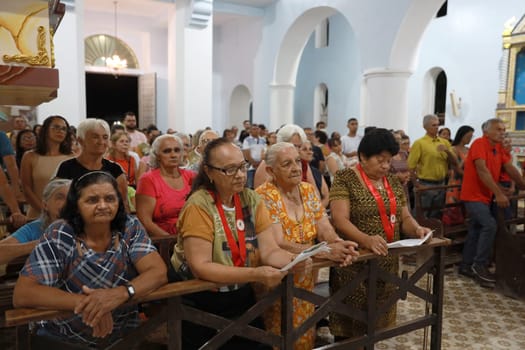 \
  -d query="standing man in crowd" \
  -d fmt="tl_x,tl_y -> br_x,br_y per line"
239,119 -> 251,144
459,118 -> 525,287
408,114 -> 457,218
123,111 -> 147,152
341,117 -> 362,162
242,124 -> 266,188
